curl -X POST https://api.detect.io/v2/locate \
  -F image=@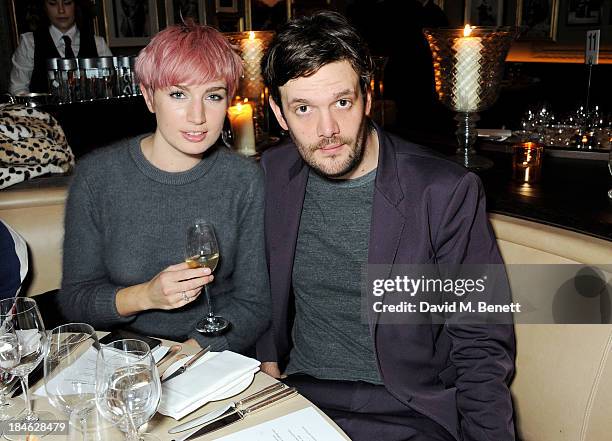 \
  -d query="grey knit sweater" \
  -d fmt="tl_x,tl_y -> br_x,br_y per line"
59,136 -> 271,352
